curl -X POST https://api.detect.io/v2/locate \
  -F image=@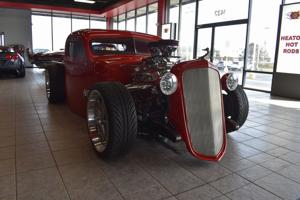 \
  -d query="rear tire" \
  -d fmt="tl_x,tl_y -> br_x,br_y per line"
16,65 -> 25,78
224,85 -> 249,129
45,65 -> 65,103
86,82 -> 137,158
